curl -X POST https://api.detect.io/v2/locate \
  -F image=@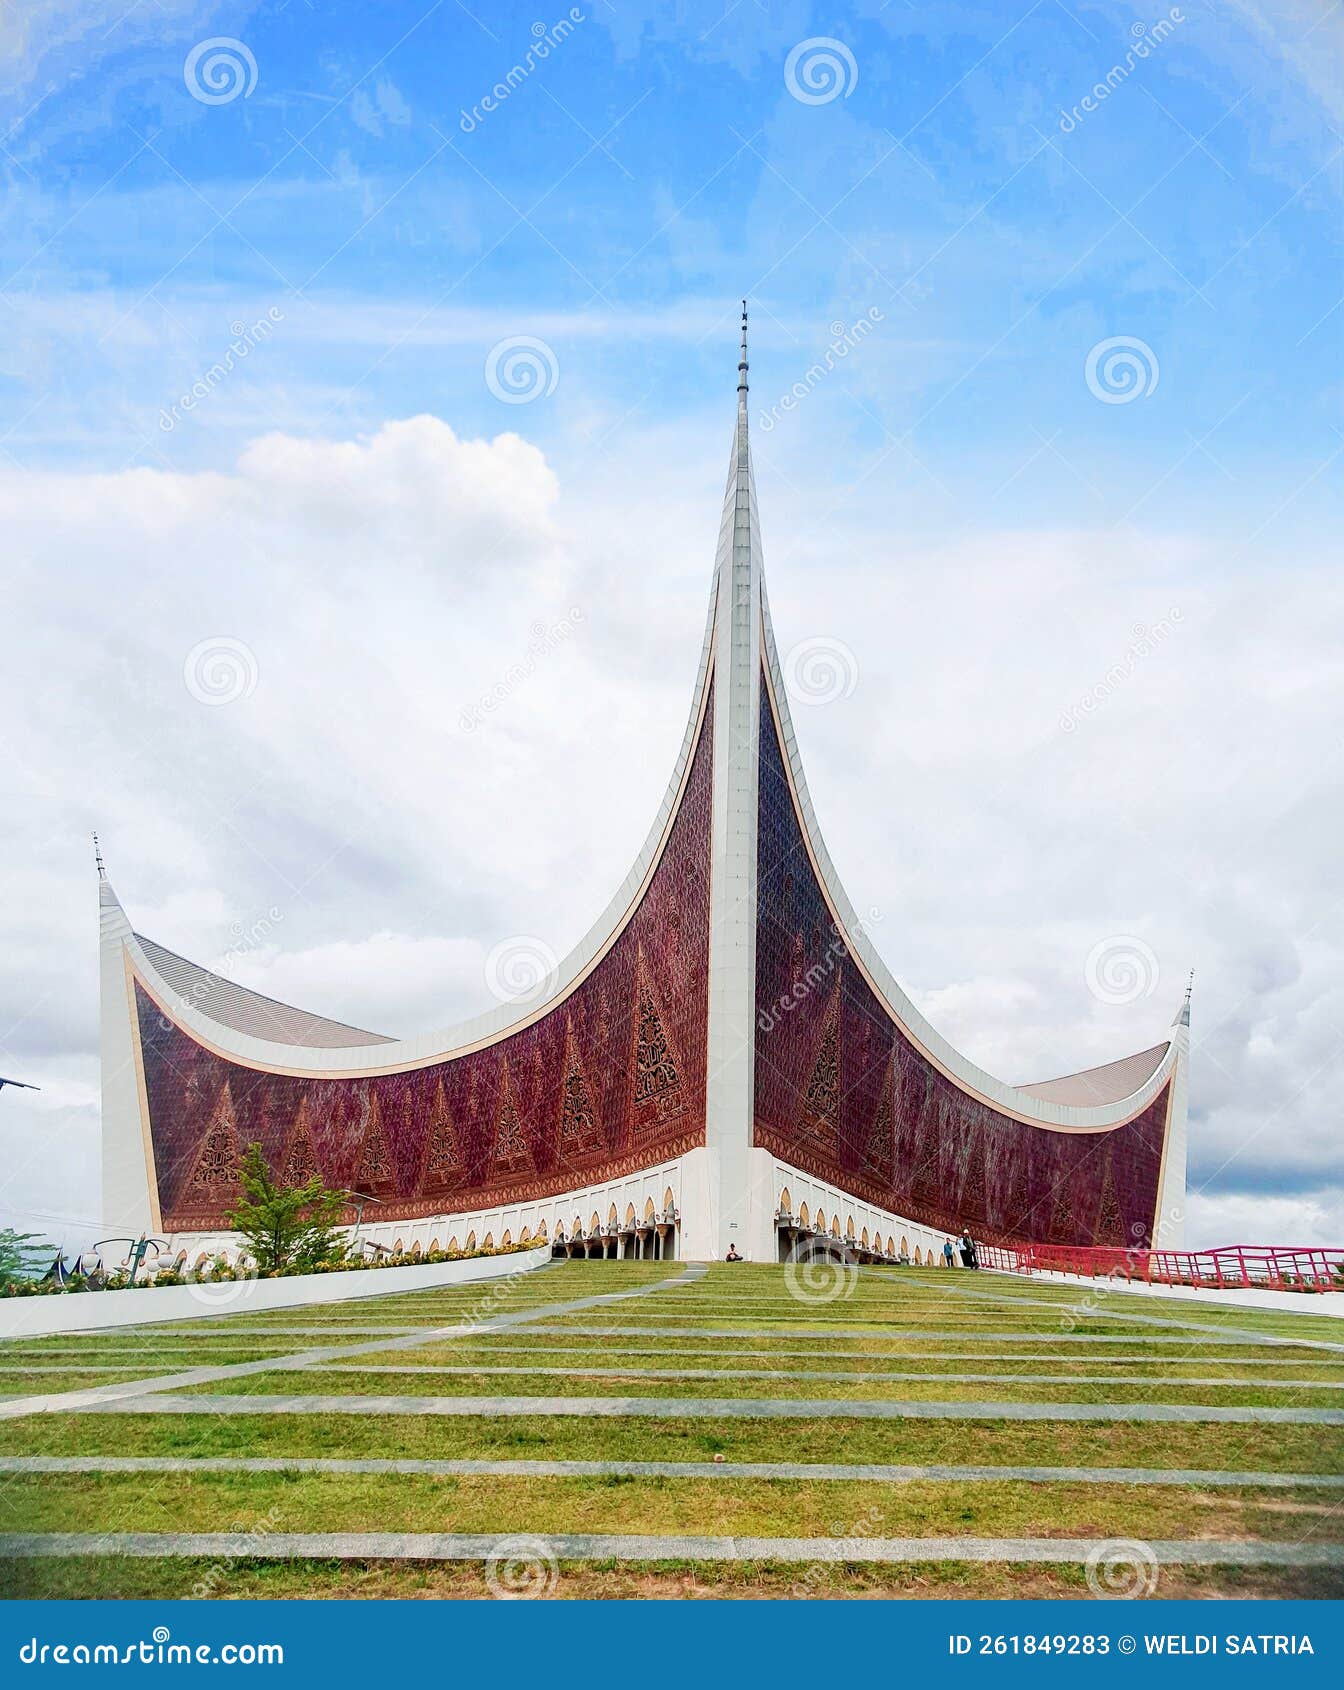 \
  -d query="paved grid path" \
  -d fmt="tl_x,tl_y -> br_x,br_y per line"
882,1275 -> 1344,1354
9,1349 -> 1341,1369
83,1392 -> 1344,1424
2,1532 -> 1339,1567
5,1454 -> 1342,1488
503,1323 -> 1335,1350
293,1362 -> 1344,1390
0,1267 -> 705,1422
